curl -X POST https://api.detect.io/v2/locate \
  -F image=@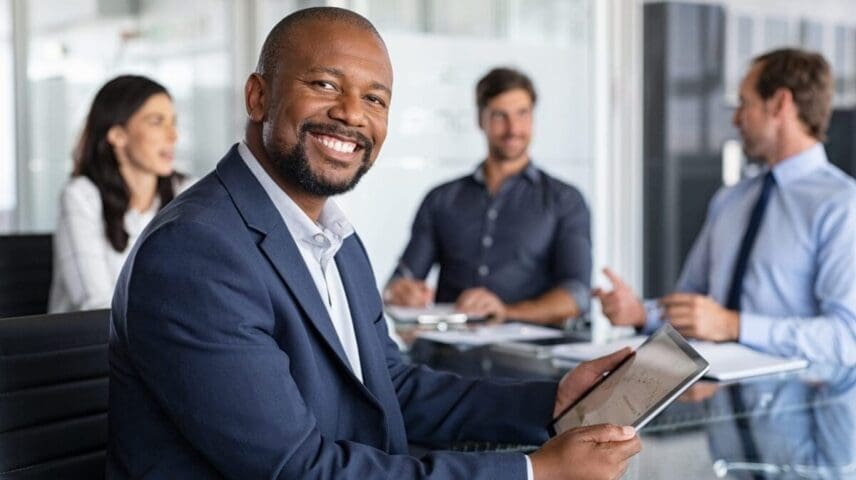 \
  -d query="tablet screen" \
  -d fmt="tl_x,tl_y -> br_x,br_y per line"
552,324 -> 709,434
